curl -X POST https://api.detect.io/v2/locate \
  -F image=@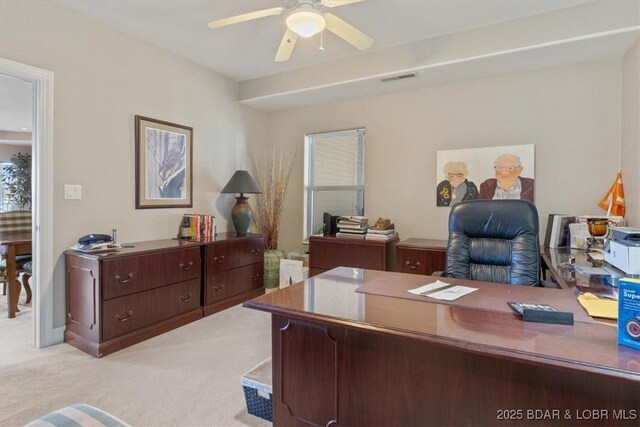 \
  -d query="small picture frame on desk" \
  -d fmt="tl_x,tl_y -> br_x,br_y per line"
544,214 -> 576,248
